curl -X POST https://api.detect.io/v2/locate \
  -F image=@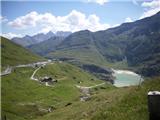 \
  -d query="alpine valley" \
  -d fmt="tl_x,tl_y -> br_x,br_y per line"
15,12 -> 160,77
1,11 -> 160,120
